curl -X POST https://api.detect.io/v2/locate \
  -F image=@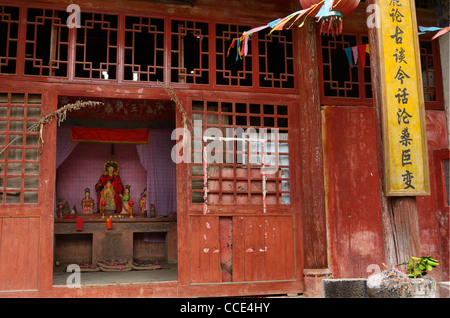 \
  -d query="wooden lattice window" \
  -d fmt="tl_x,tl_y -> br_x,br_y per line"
171,20 -> 209,84
215,23 -> 253,87
0,4 -> 299,91
0,5 -> 20,75
416,1 -> 434,9
320,33 -> 372,104
258,29 -> 295,89
124,15 -> 165,82
75,12 -> 118,80
0,92 -> 41,204
191,100 -> 291,207
24,8 -> 70,77
420,39 -> 442,105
